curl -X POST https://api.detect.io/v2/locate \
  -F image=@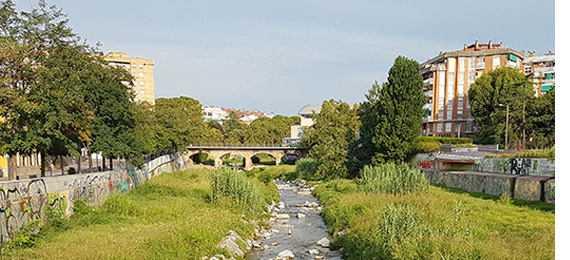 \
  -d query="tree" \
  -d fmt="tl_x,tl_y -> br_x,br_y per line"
302,99 -> 360,180
468,67 -> 535,147
353,56 -> 426,166
155,96 -> 204,151
527,87 -> 555,148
